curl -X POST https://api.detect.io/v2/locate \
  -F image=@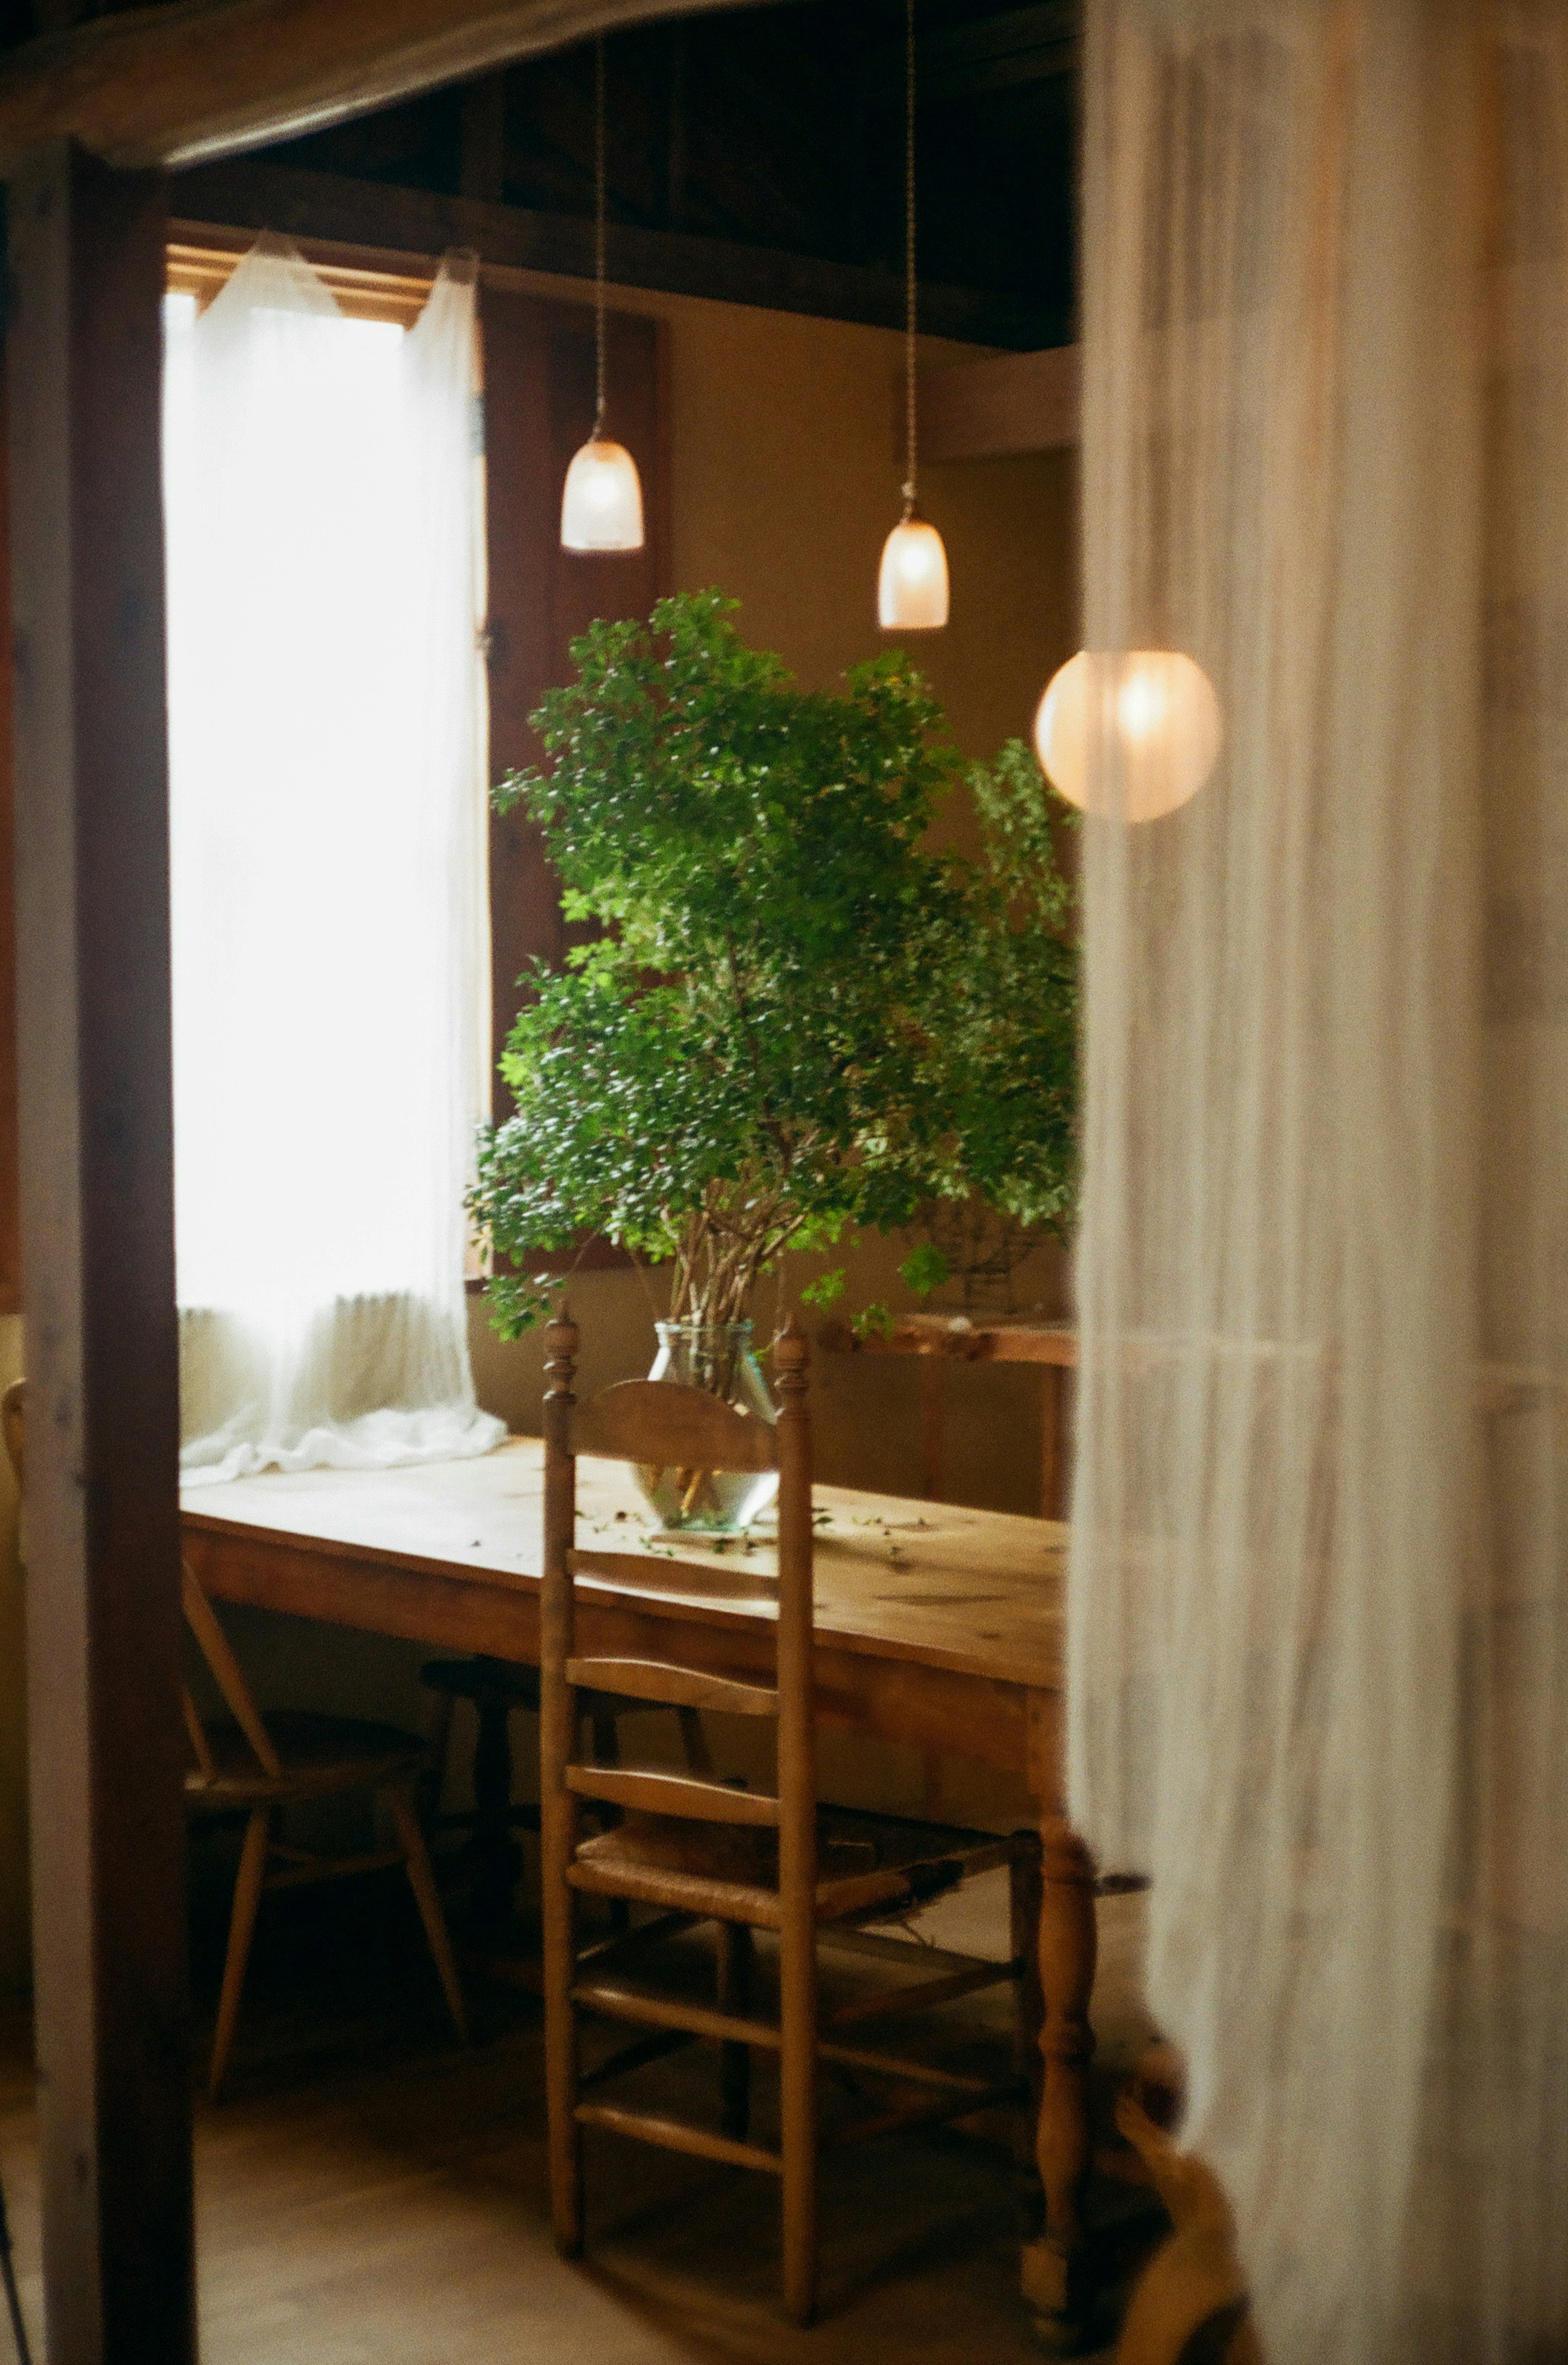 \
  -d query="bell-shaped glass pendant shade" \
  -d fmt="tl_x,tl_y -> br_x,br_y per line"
878,516 -> 949,631
560,435 -> 644,553
1034,648 -> 1222,822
